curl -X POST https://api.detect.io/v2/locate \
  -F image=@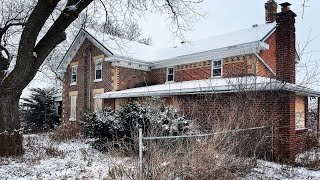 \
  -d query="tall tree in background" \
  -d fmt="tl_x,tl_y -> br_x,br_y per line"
0,0 -> 203,156
20,88 -> 60,133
